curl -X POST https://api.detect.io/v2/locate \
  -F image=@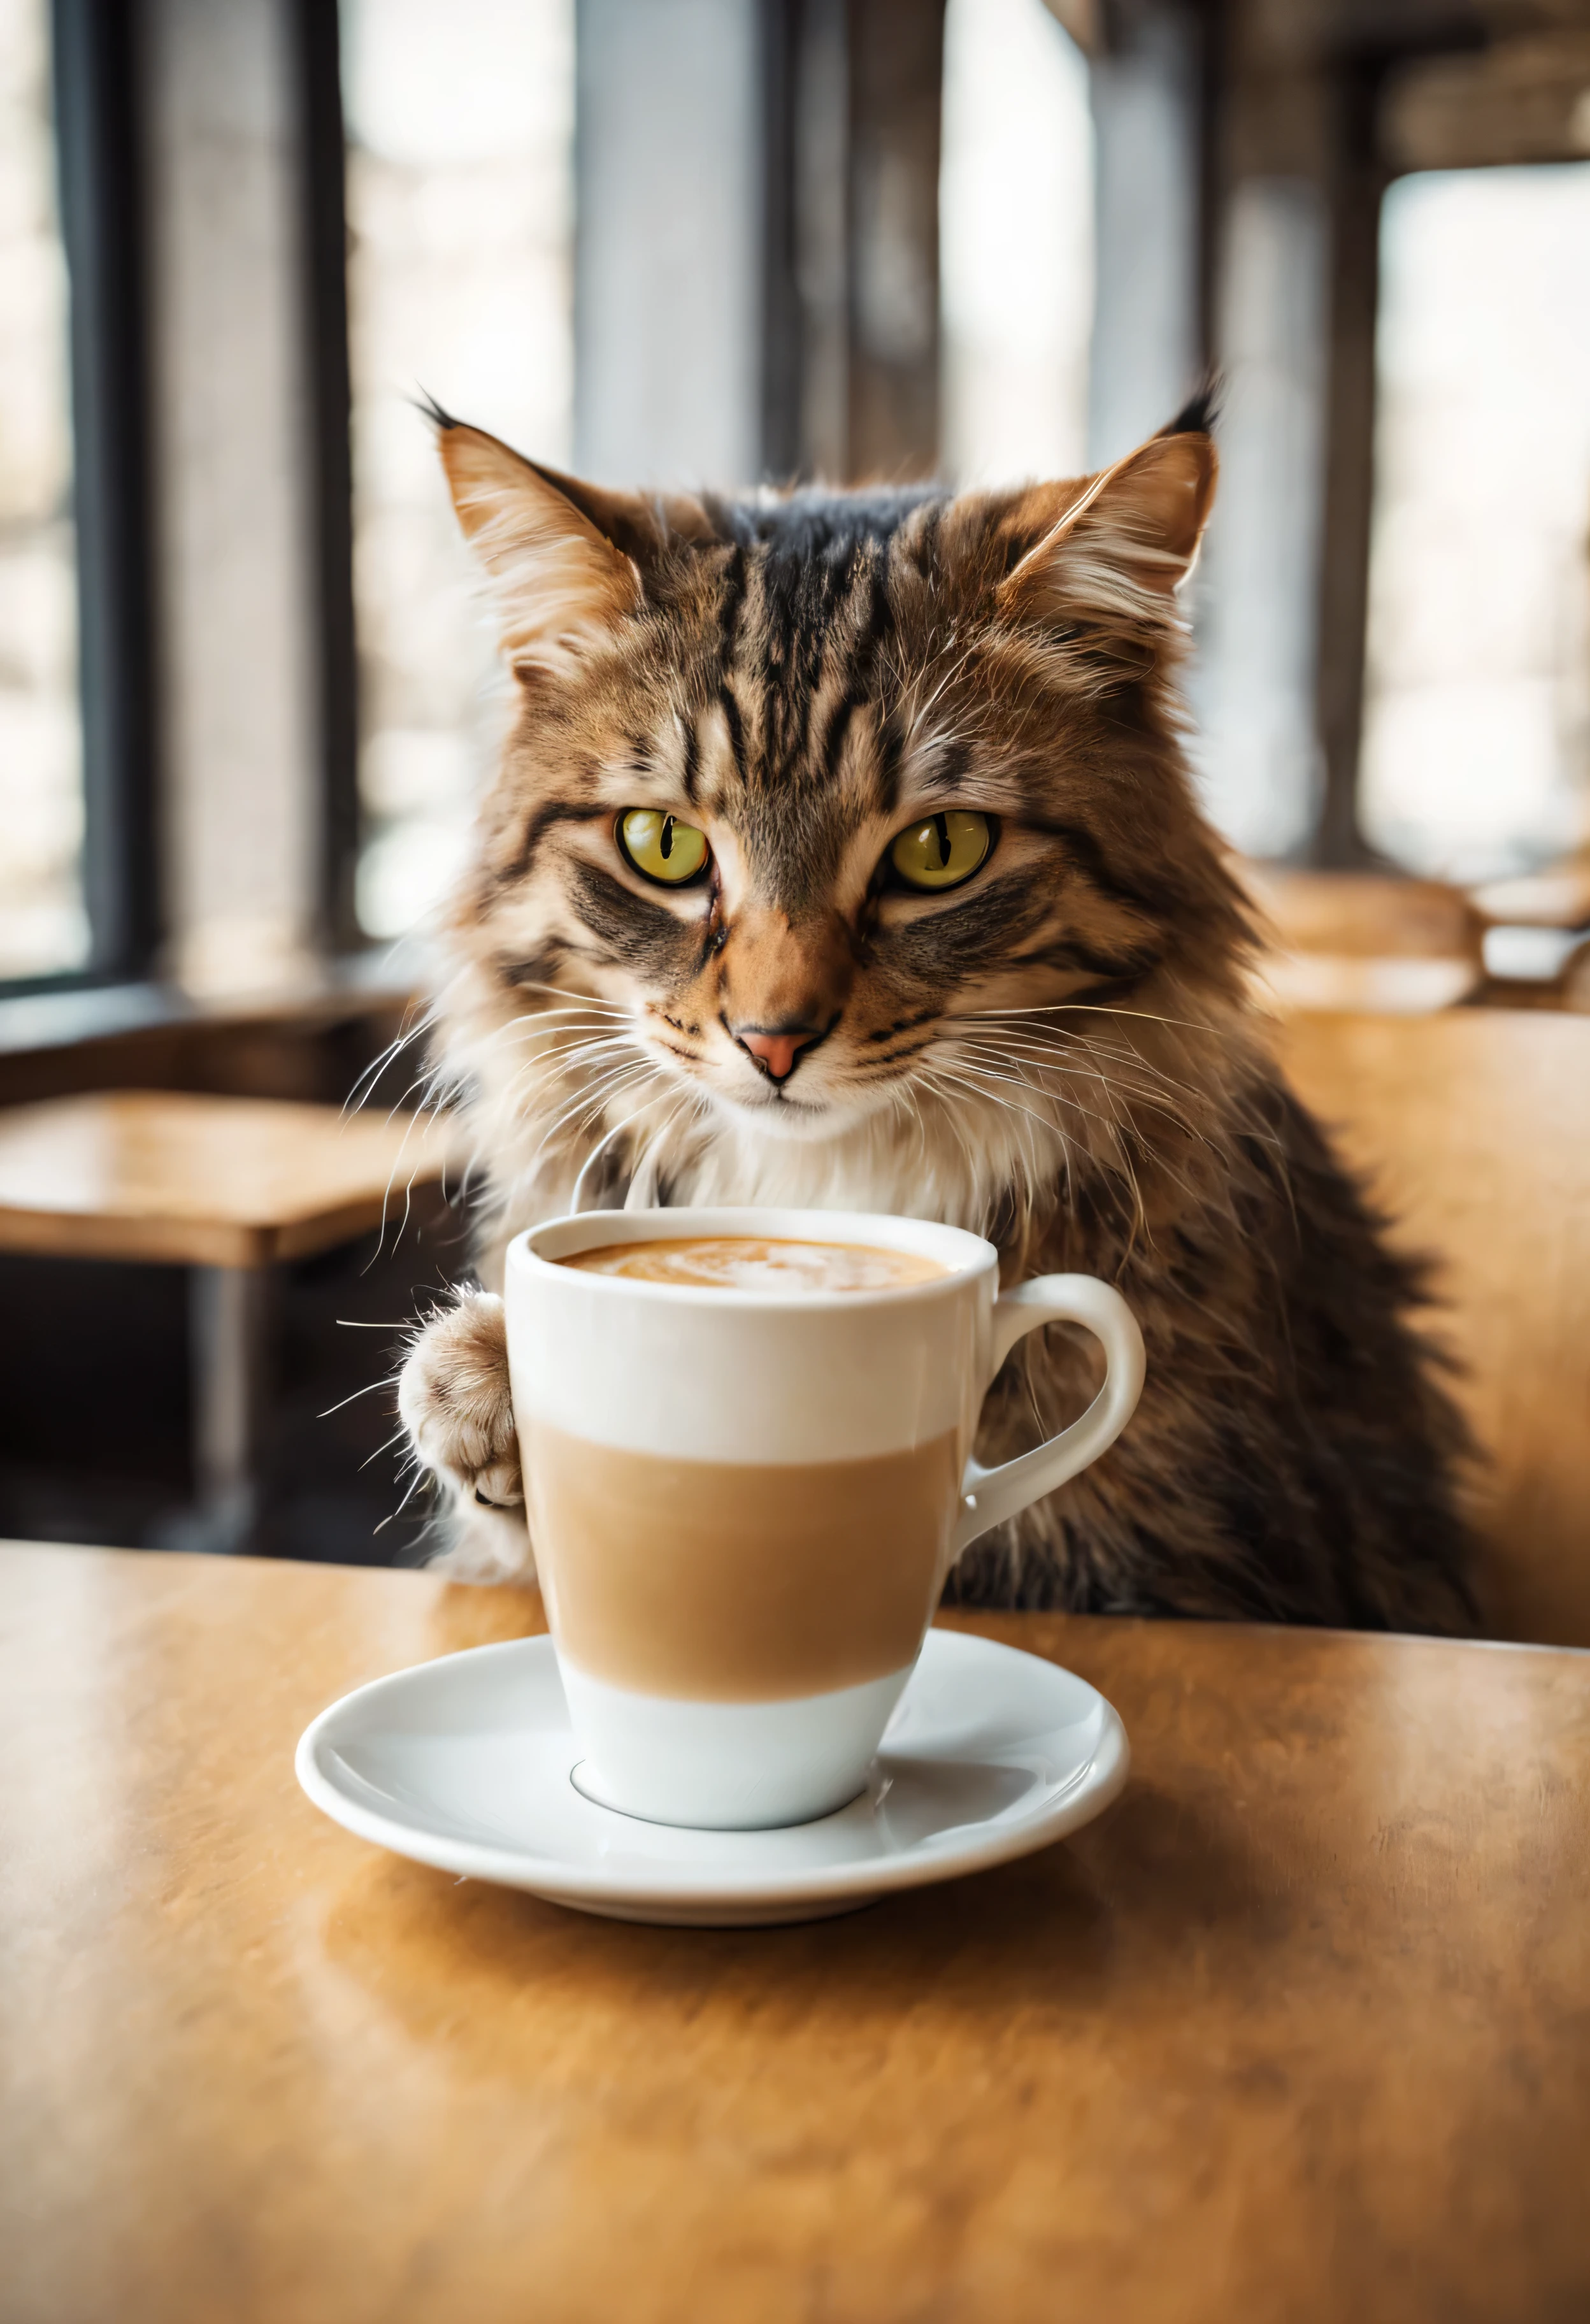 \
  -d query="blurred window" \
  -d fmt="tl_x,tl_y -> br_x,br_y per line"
939,0 -> 1093,487
340,0 -> 575,942
1362,165 -> 1590,881
1191,178 -> 1329,861
0,0 -> 85,980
